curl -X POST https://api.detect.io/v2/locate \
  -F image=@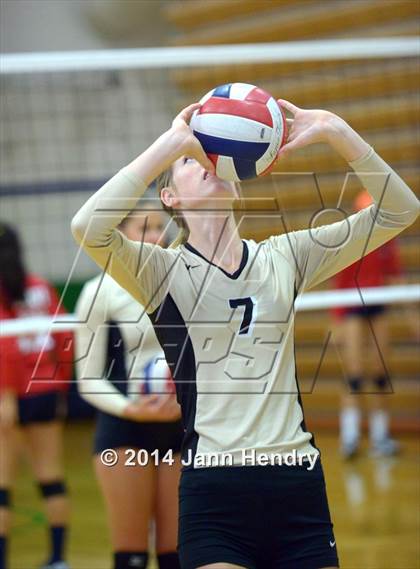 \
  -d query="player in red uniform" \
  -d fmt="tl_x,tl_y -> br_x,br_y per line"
331,191 -> 403,459
0,223 -> 73,569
